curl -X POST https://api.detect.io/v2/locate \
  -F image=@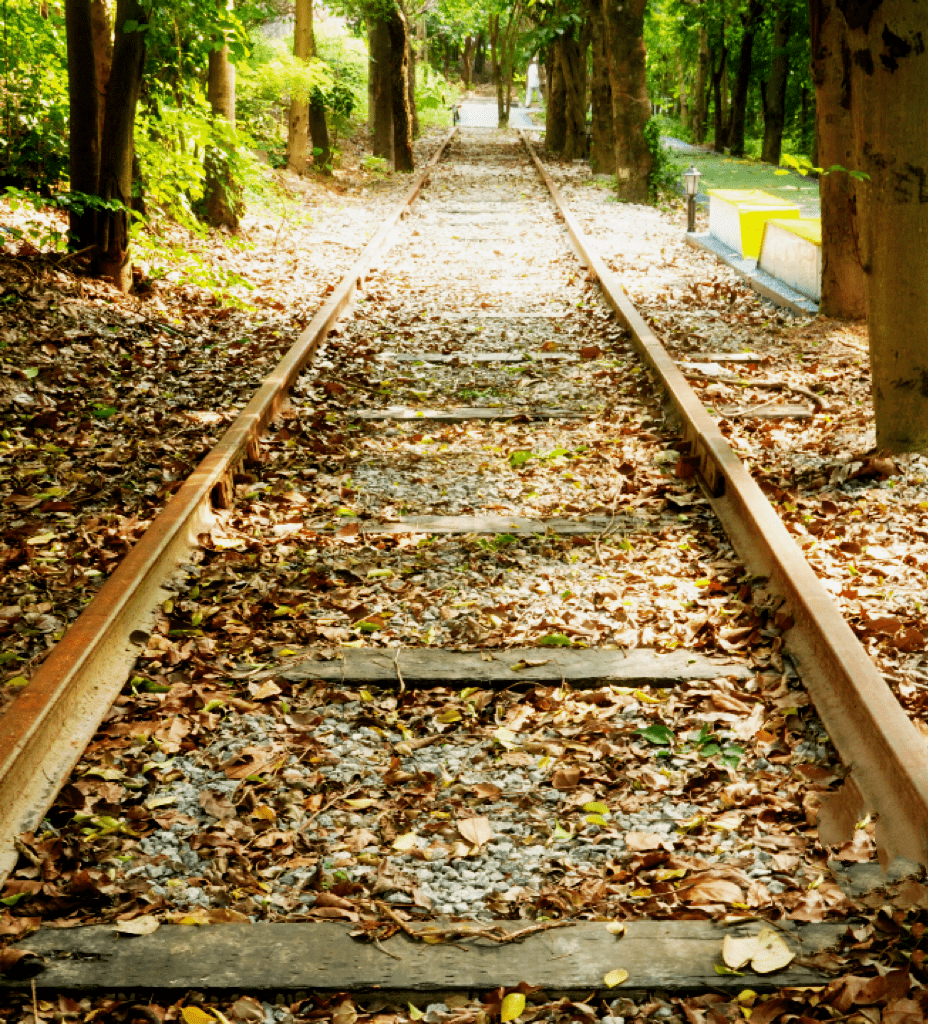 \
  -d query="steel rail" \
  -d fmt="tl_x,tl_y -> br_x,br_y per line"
0,128 -> 457,881
521,130 -> 928,870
